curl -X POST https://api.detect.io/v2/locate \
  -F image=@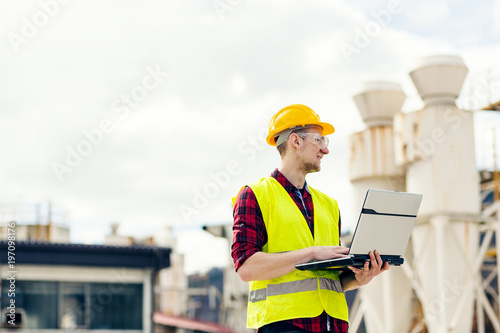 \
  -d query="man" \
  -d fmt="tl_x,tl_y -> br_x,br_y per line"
231,104 -> 389,333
